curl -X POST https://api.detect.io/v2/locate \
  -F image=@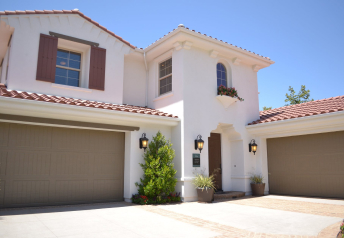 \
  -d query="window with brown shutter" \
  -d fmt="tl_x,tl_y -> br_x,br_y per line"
89,46 -> 106,91
36,34 -> 58,83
